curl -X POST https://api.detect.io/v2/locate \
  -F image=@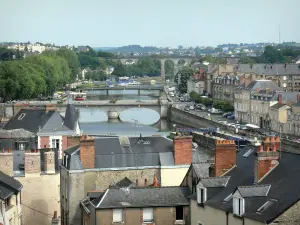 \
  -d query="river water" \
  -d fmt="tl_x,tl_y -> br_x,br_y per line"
79,89 -> 173,136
